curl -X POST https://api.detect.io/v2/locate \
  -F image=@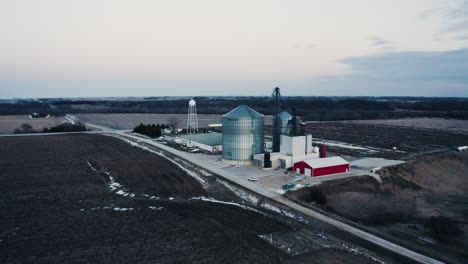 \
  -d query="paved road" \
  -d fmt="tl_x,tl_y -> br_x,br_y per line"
109,131 -> 443,264
0,125 -> 444,264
